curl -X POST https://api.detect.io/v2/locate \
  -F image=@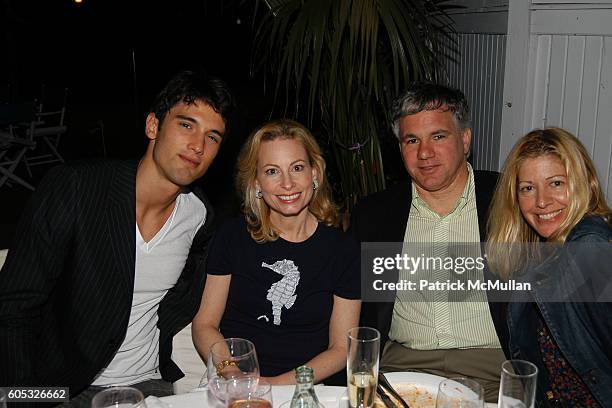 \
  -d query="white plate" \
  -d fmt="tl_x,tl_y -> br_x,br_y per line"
374,372 -> 445,408
383,371 -> 446,394
382,372 -> 497,408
